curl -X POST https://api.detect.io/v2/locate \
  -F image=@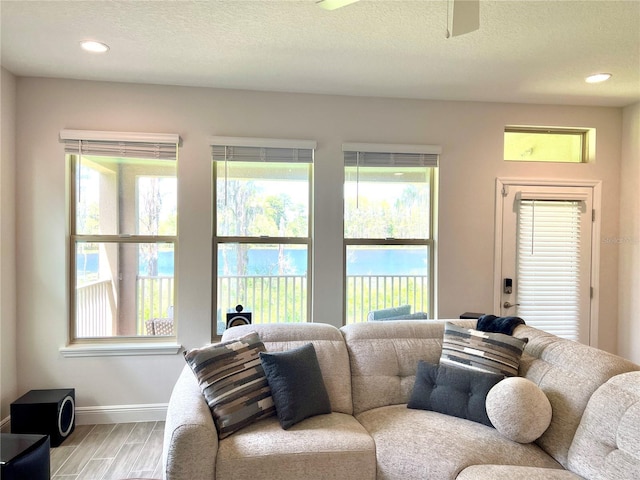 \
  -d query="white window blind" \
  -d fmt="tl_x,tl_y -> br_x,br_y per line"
60,130 -> 180,160
343,142 -> 440,167
516,199 -> 583,340
210,137 -> 316,163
